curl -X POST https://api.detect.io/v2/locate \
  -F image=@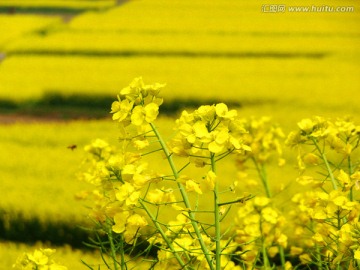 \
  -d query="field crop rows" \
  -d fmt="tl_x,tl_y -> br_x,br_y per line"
0,0 -> 359,111
0,55 -> 359,110
0,15 -> 61,49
